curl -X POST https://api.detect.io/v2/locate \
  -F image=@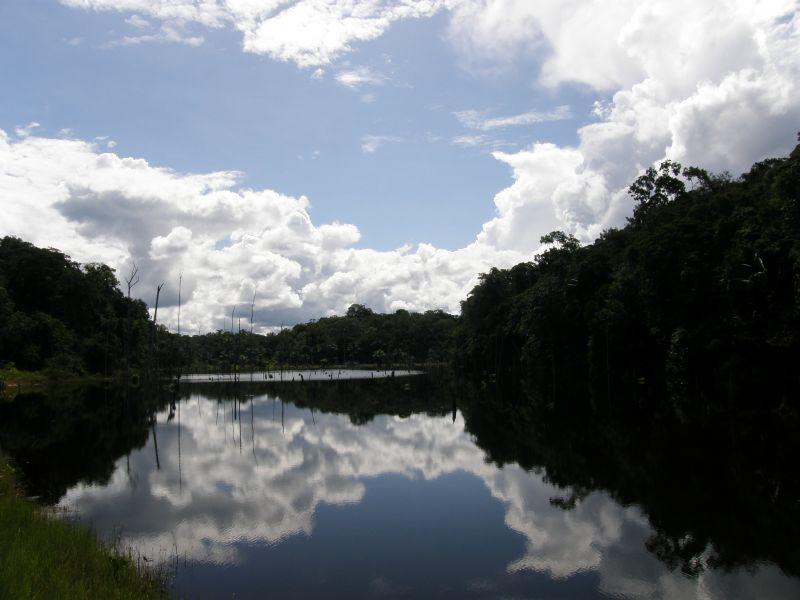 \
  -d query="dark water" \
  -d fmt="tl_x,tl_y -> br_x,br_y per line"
1,375 -> 798,599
